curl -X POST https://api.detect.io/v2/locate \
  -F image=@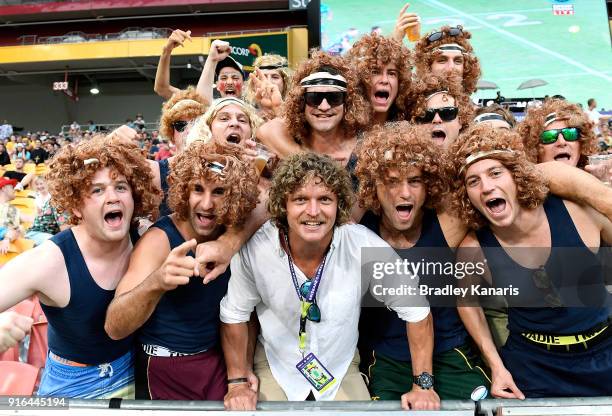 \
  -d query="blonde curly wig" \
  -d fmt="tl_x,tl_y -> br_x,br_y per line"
159,86 -> 207,145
